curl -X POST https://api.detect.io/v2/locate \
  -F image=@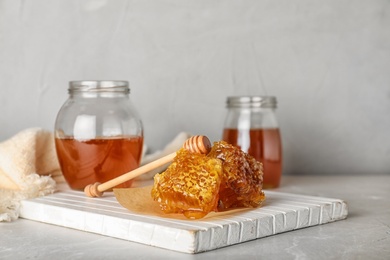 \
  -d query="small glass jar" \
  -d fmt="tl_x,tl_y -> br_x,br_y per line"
54,81 -> 144,190
222,96 -> 282,188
